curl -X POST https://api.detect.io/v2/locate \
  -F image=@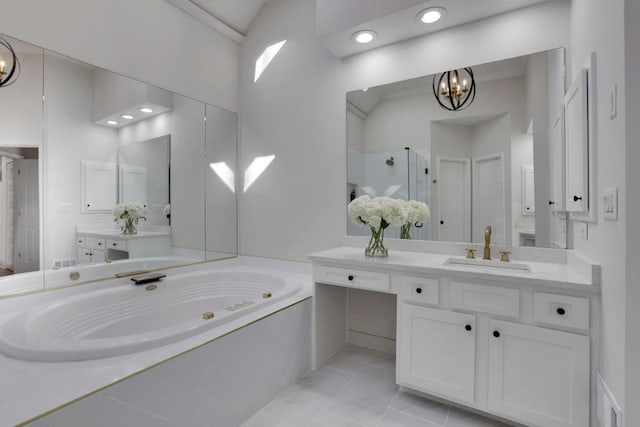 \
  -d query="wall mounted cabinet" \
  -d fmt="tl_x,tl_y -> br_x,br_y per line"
81,161 -> 117,213
564,52 -> 597,222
